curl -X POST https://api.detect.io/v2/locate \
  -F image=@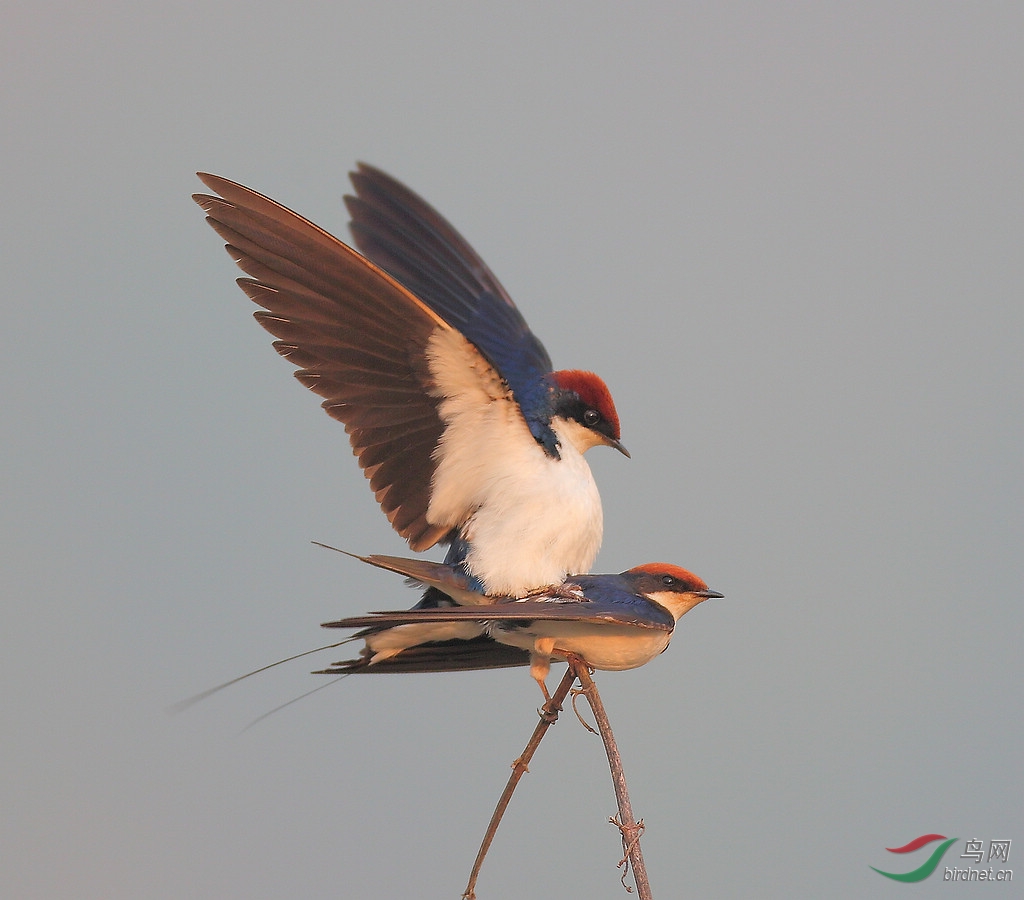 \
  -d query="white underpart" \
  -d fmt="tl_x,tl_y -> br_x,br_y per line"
424,329 -> 603,595
365,621 -> 484,663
